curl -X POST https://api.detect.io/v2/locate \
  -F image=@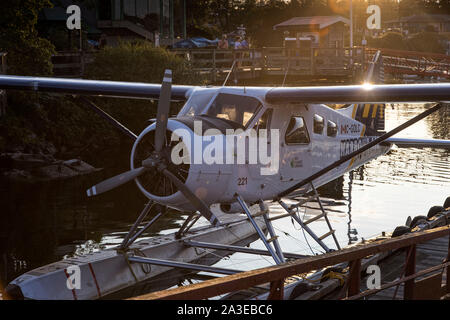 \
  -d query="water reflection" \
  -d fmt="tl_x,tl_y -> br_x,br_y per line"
346,170 -> 358,245
0,103 -> 448,299
0,171 -> 185,297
